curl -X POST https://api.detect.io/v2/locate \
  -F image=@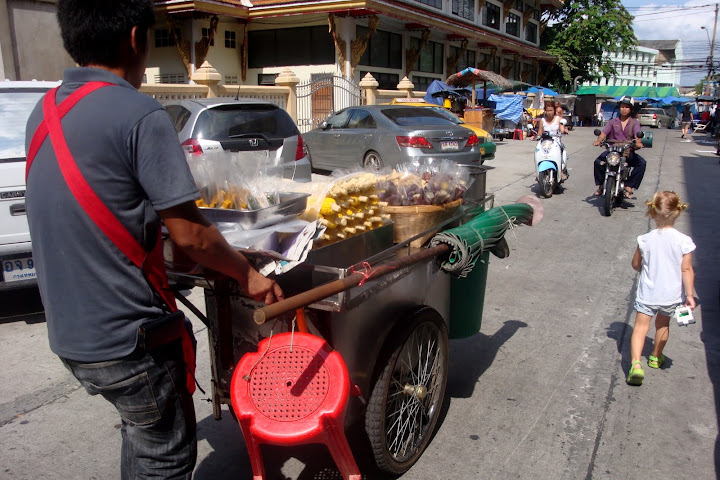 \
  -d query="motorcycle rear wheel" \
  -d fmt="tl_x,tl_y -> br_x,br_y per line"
539,171 -> 553,198
603,177 -> 615,216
